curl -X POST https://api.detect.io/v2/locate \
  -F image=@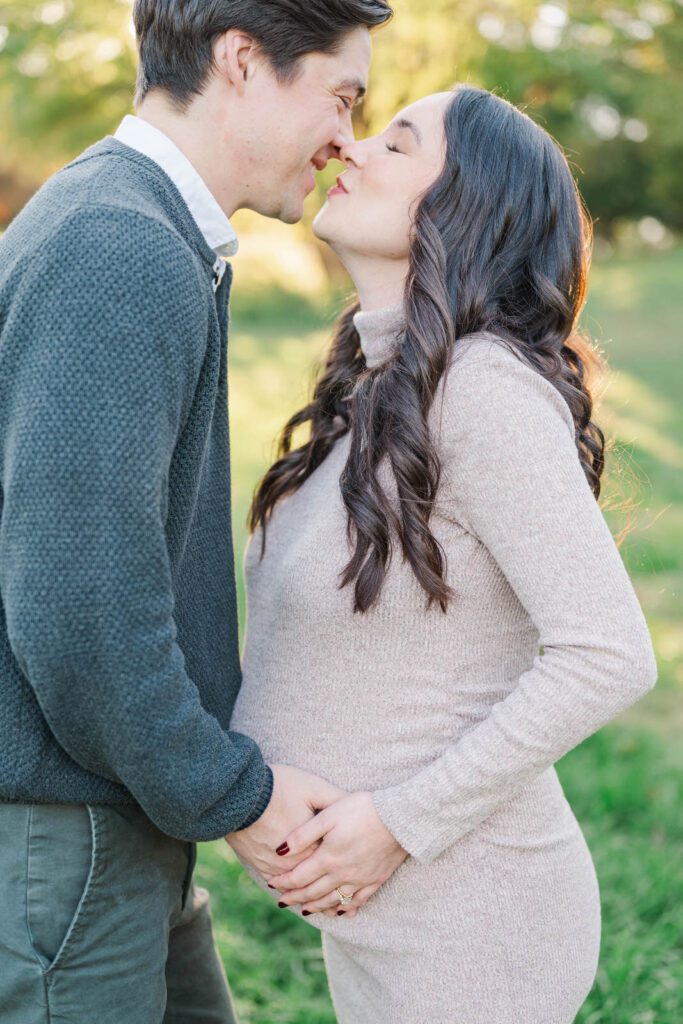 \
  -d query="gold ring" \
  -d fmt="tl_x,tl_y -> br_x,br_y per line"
335,887 -> 354,906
